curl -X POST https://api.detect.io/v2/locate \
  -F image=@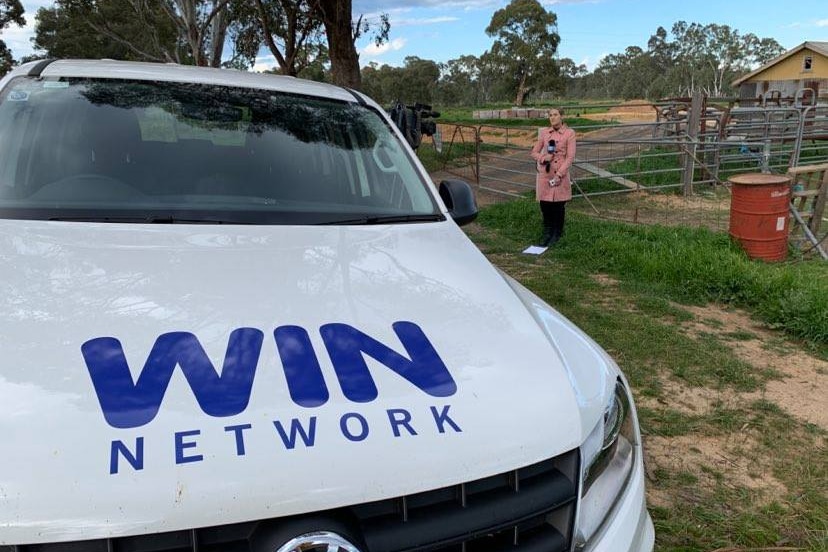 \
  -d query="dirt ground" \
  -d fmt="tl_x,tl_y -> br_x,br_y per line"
680,304 -> 827,431
586,275 -> 828,510
644,300 -> 825,507
581,100 -> 658,123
